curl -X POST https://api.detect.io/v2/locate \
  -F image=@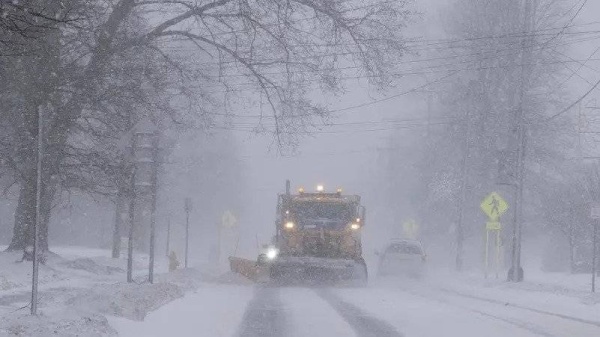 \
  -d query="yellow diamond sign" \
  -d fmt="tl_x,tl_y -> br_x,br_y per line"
221,211 -> 237,228
402,219 -> 419,239
480,192 -> 508,220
